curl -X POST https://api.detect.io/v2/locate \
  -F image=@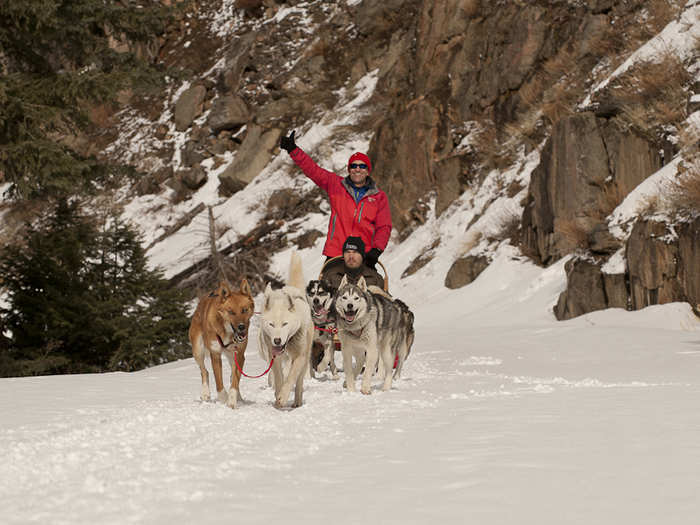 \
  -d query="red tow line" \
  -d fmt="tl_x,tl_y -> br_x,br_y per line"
234,351 -> 275,378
